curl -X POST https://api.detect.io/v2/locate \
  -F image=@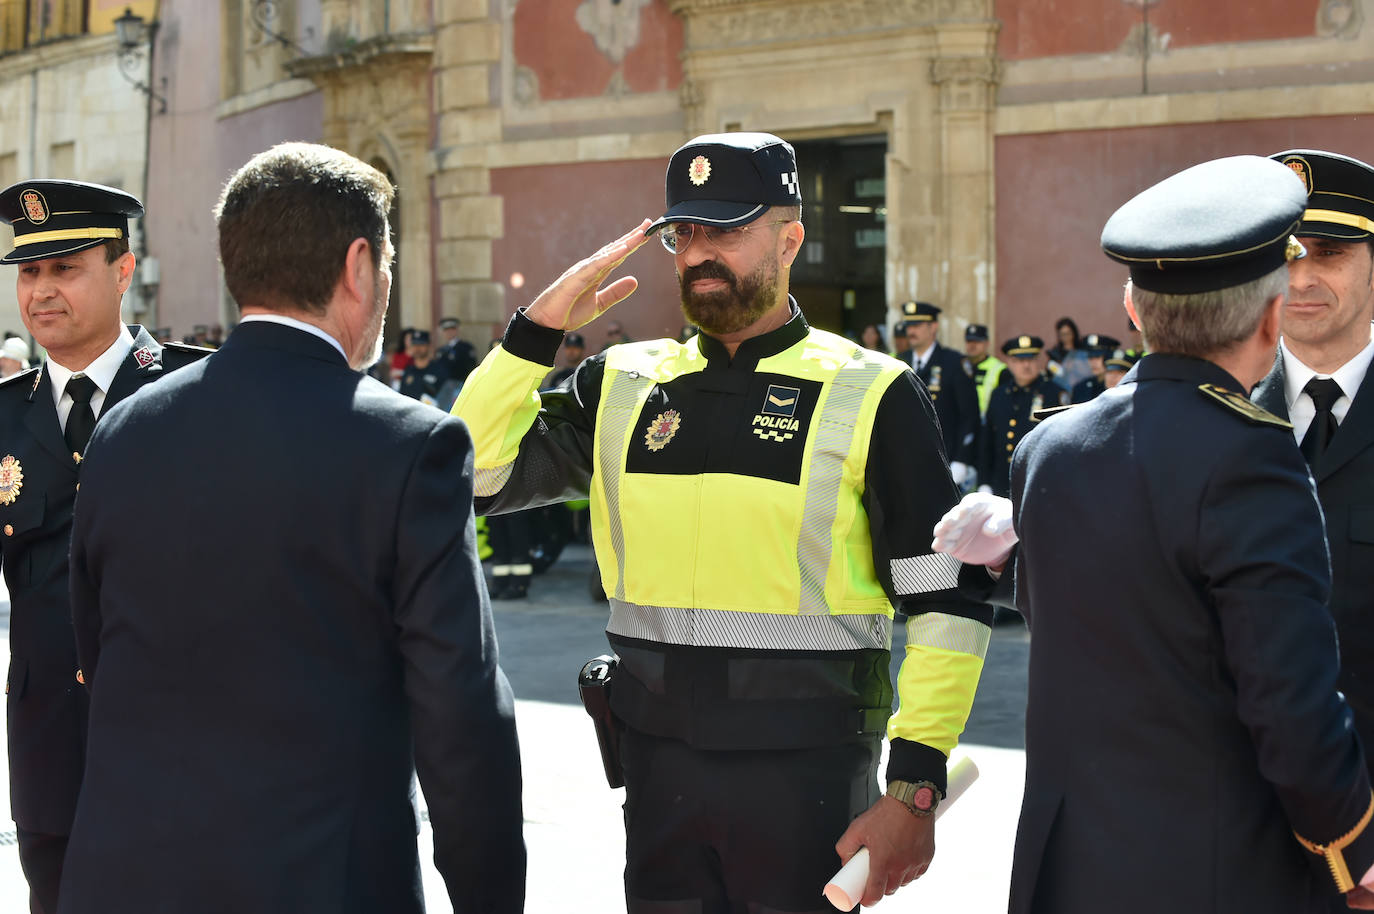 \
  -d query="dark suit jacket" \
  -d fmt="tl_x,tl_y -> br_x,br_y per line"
57,321 -> 525,914
1255,355 -> 1374,768
904,342 -> 977,464
988,354 -> 1374,914
0,326 -> 204,835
